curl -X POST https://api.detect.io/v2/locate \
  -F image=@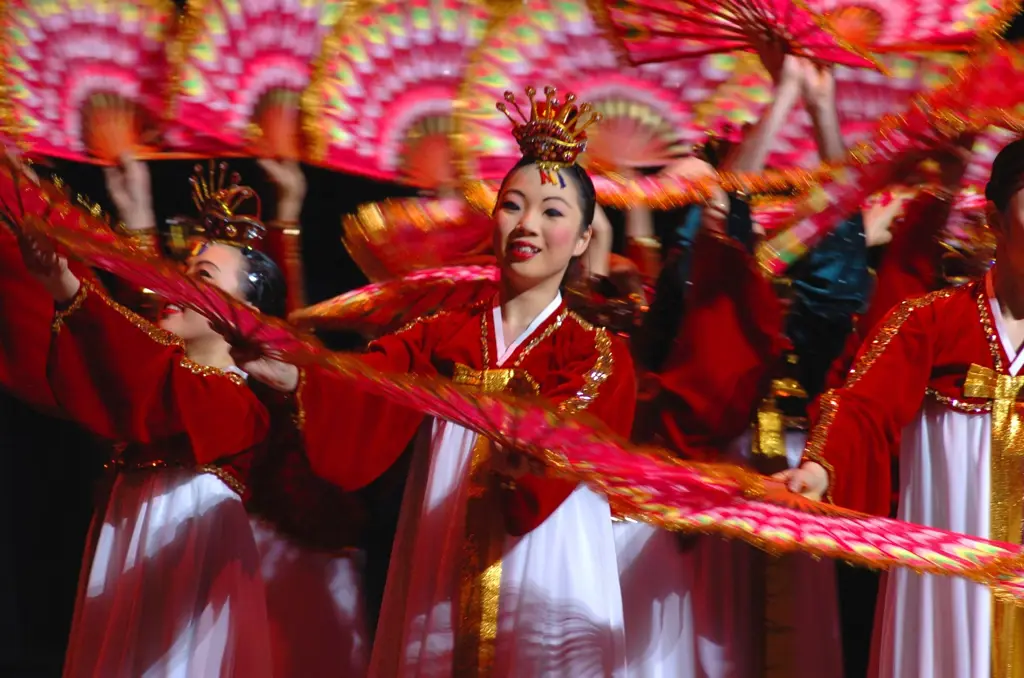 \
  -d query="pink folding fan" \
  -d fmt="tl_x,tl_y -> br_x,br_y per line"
0,0 -> 178,163
456,0 -> 736,184
598,0 -> 1015,69
302,0 -> 490,188
168,0 -> 346,159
